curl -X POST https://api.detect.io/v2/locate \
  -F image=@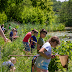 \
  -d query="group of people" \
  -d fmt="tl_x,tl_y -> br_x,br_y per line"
0,24 -> 60,72
1,24 -> 19,42
22,29 -> 60,72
